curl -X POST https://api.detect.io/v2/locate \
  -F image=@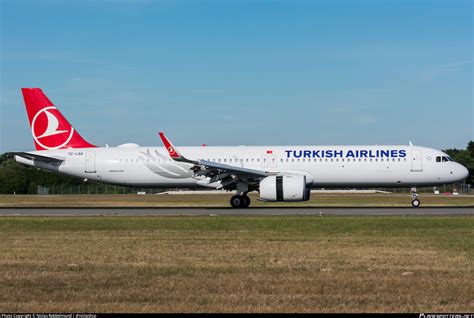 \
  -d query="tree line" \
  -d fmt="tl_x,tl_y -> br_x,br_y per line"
0,141 -> 473,194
